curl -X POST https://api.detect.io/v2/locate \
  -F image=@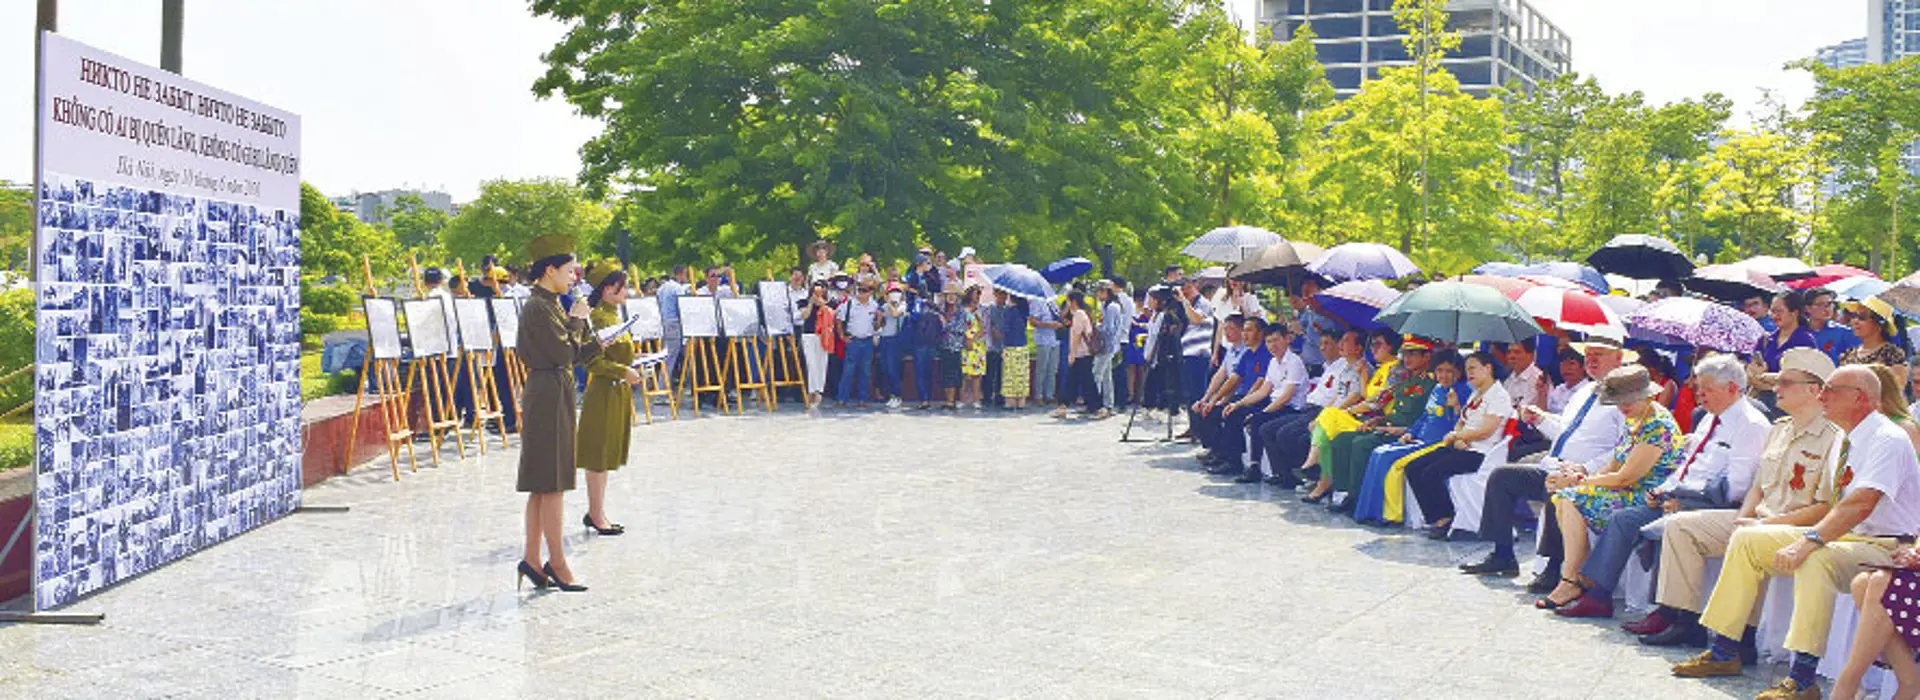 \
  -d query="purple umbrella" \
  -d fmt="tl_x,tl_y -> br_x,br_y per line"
1041,257 -> 1094,284
1624,297 -> 1765,352
1306,243 -> 1421,282
1315,280 -> 1402,330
